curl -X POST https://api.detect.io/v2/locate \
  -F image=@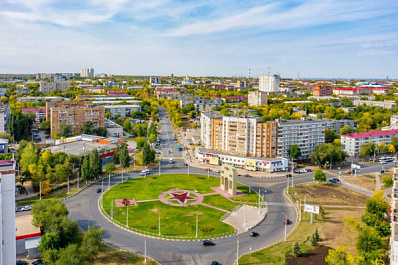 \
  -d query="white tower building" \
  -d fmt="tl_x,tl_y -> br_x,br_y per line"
259,72 -> 280,93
